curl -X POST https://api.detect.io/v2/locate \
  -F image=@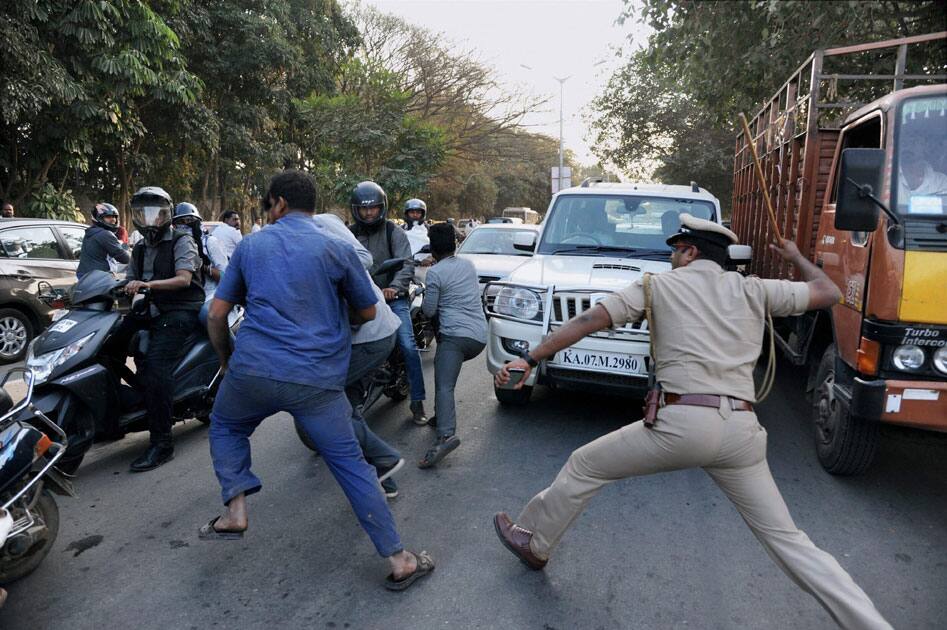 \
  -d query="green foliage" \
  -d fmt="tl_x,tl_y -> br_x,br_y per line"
594,0 -> 946,206
22,183 -> 83,222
